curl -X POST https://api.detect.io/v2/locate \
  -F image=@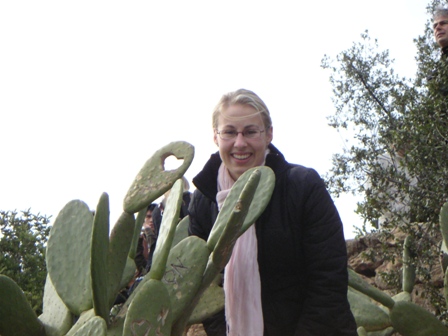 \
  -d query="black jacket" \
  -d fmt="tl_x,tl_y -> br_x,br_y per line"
188,144 -> 357,336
